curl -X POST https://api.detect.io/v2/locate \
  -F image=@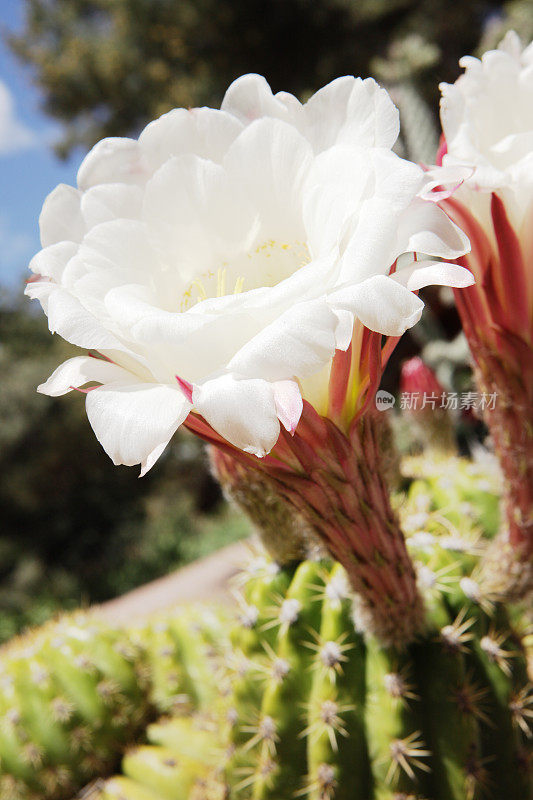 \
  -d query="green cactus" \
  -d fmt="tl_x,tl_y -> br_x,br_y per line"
401,453 -> 501,540
2,453 -> 530,800
0,611 -> 152,800
97,519 -> 532,800
0,606 -> 228,800
98,715 -> 226,800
